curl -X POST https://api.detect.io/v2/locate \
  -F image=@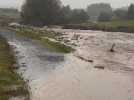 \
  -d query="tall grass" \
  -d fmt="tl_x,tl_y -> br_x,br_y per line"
0,36 -> 29,100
